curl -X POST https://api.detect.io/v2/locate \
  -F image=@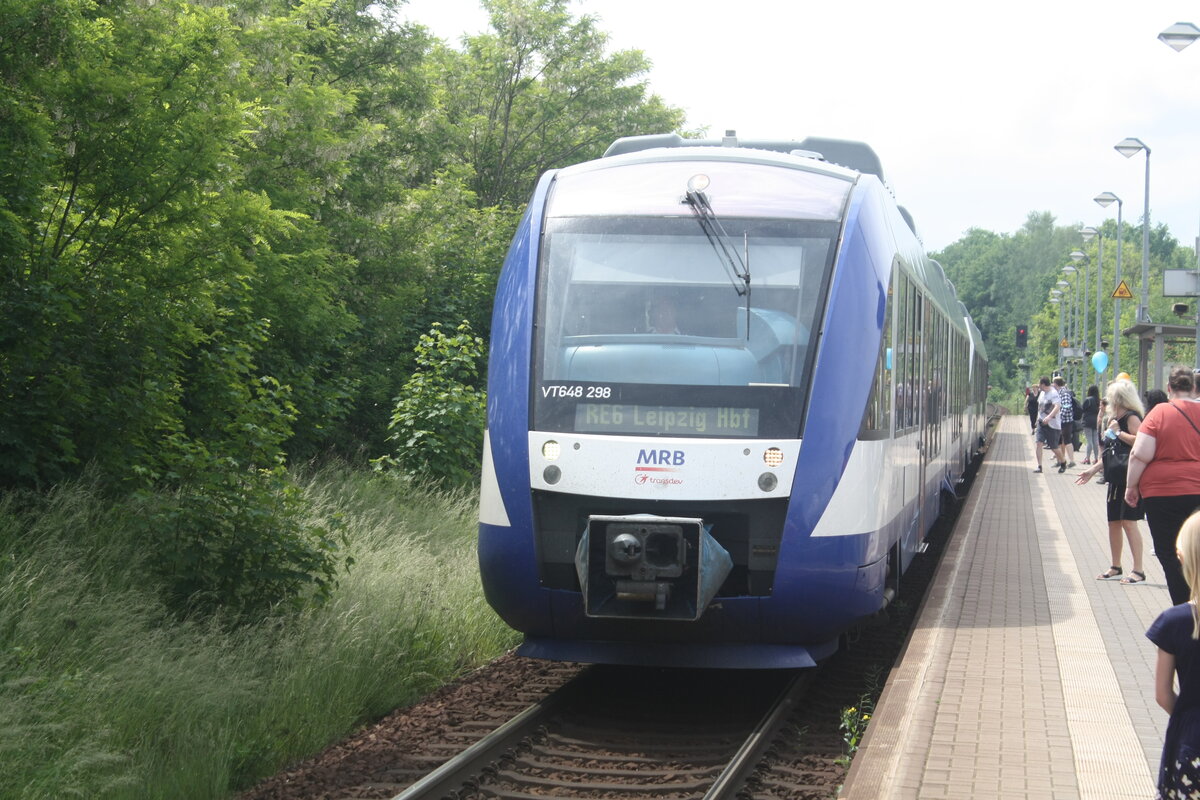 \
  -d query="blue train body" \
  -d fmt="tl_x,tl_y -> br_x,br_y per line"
478,133 -> 988,669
